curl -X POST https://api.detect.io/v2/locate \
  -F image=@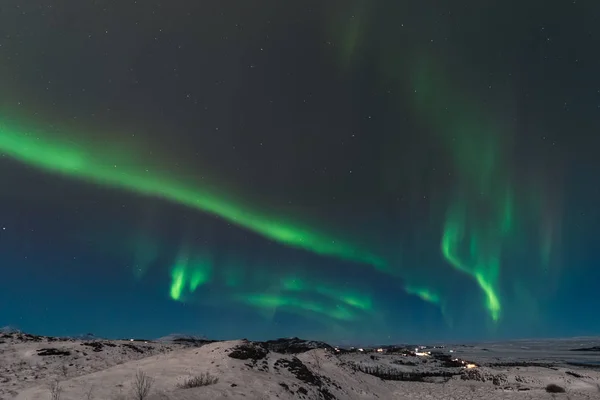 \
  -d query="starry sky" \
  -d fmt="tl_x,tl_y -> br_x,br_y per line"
1,0 -> 599,344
